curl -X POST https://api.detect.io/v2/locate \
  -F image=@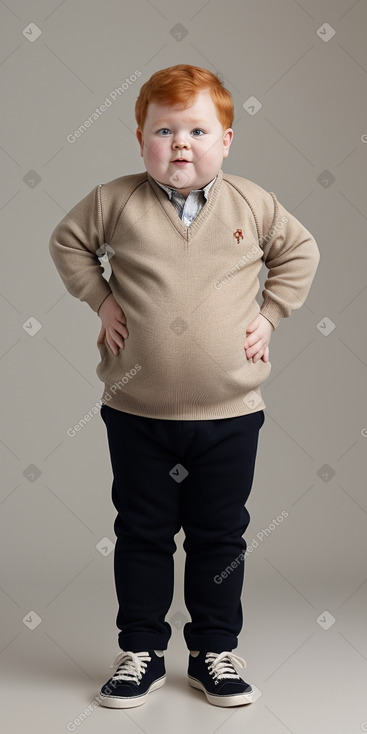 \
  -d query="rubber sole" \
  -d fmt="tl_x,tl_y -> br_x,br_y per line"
188,675 -> 254,707
99,674 -> 167,708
